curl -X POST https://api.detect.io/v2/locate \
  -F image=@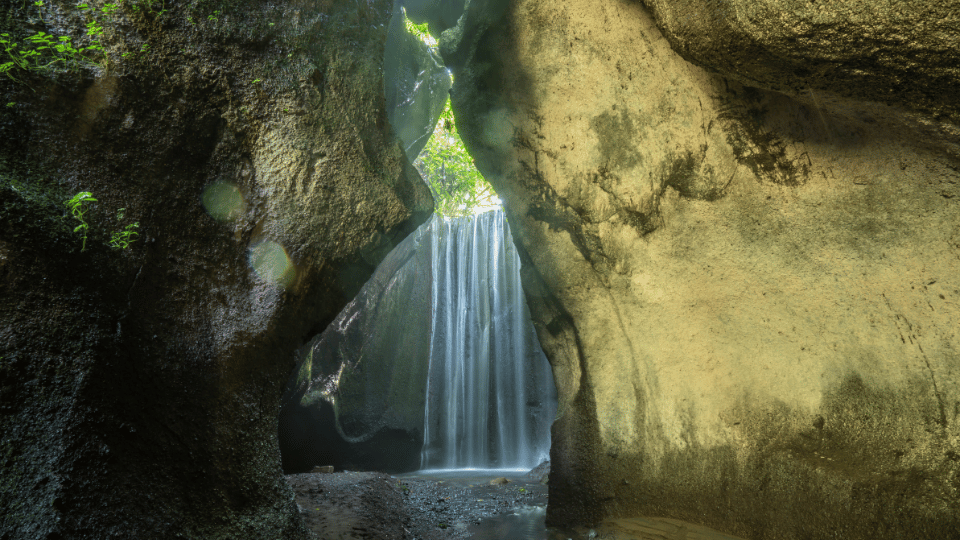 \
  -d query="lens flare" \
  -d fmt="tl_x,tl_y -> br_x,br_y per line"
249,240 -> 295,287
202,181 -> 245,221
